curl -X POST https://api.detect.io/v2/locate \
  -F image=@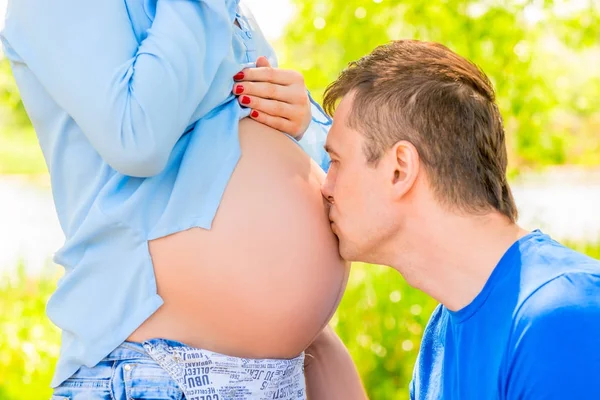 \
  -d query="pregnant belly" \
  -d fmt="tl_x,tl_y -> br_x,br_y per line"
128,118 -> 350,358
